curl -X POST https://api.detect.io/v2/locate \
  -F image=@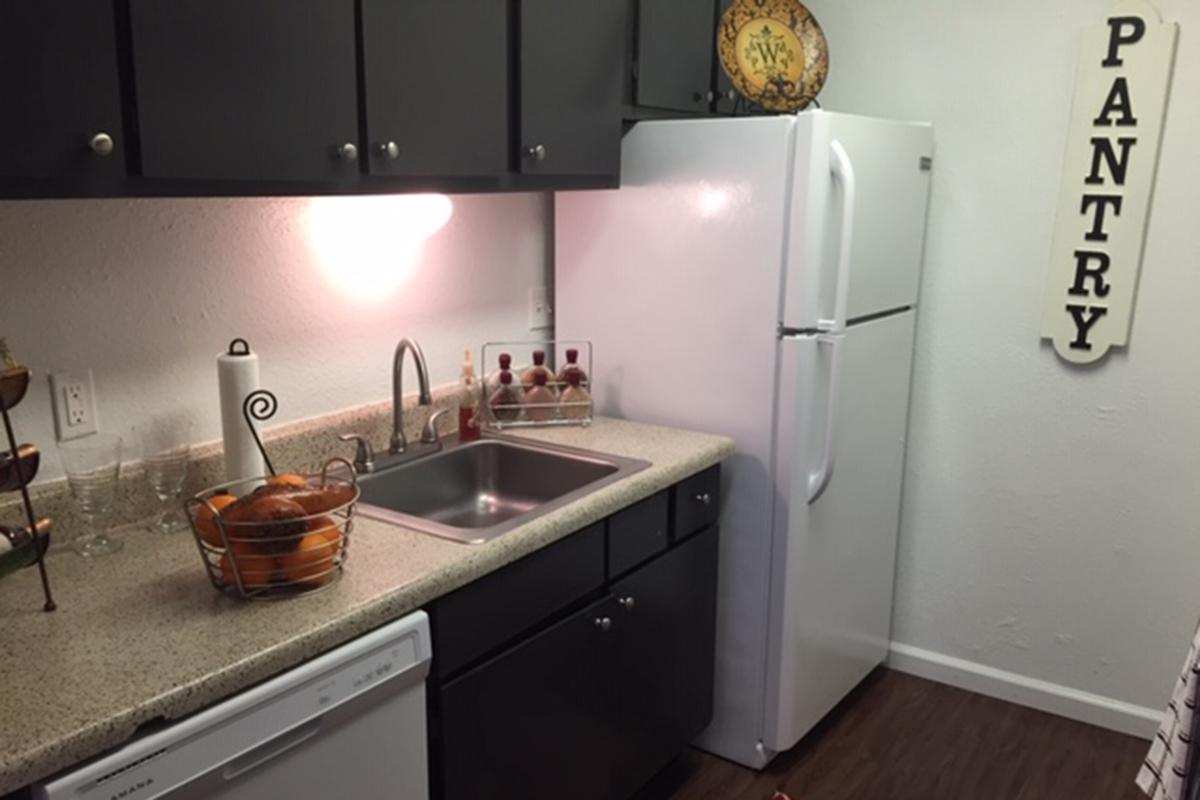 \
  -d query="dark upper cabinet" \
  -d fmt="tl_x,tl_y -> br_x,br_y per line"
439,596 -> 618,800
713,0 -> 740,114
518,0 -> 626,178
0,2 -> 125,184
360,0 -> 508,178
128,0 -> 359,182
635,0 -> 718,113
609,525 -> 719,798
